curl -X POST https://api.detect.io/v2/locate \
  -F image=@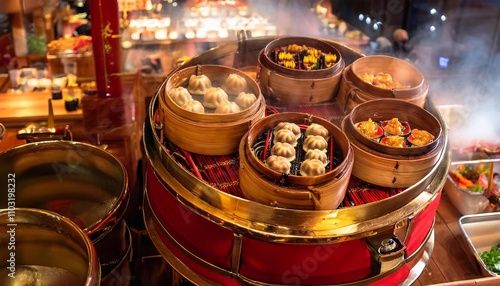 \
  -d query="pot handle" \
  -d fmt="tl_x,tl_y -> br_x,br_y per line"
0,123 -> 5,141
263,69 -> 278,103
153,107 -> 164,144
16,99 -> 75,143
17,124 -> 73,143
343,85 -> 360,115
